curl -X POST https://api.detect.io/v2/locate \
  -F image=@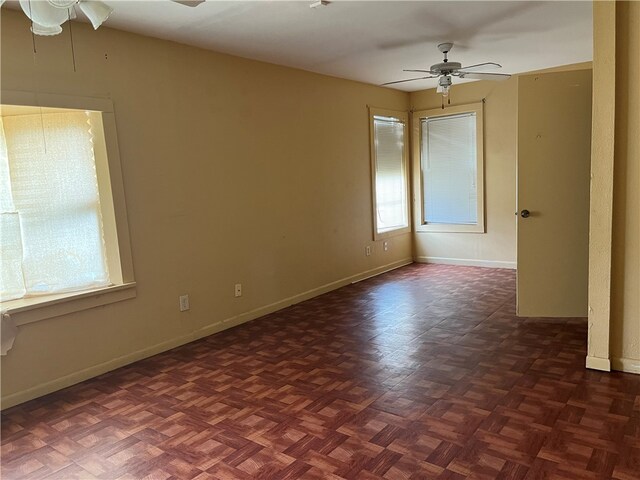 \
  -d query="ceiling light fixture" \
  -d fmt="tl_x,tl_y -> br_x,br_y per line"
13,0 -> 113,36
